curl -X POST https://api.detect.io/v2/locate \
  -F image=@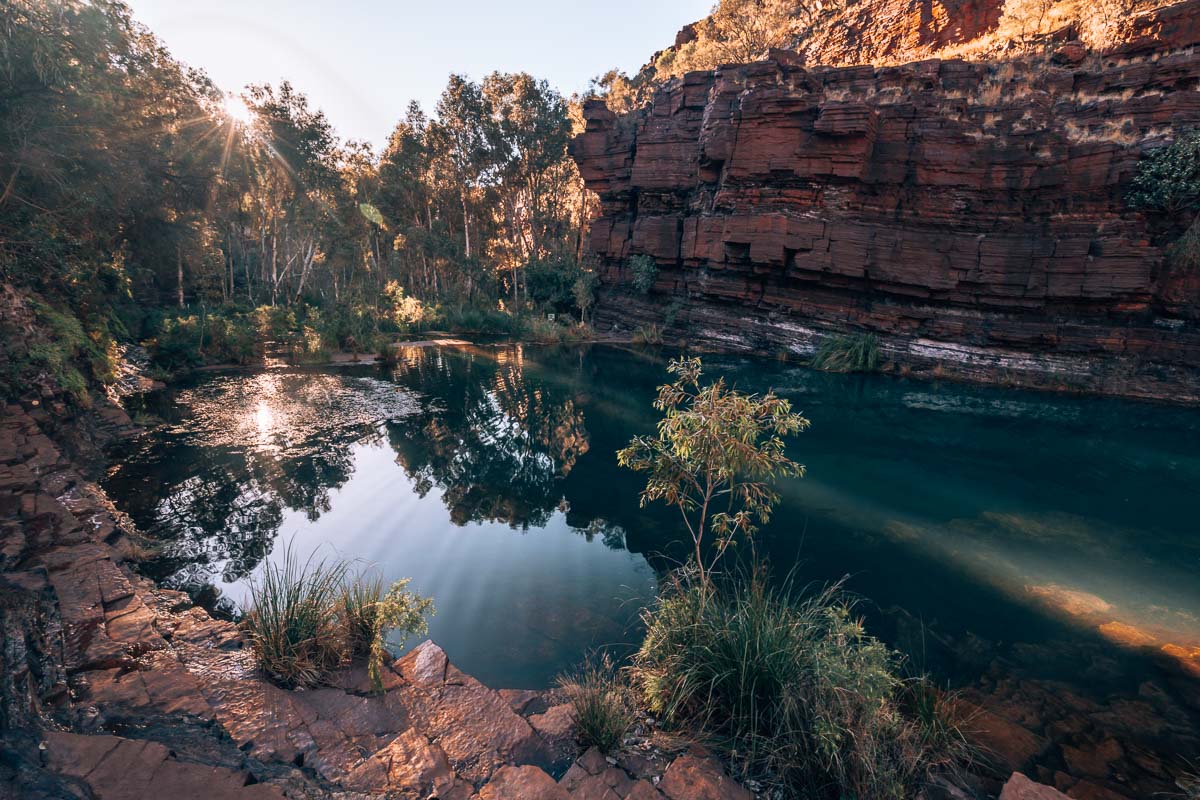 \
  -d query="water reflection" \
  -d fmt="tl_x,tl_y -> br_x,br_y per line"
386,346 -> 591,528
105,345 -> 1200,696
